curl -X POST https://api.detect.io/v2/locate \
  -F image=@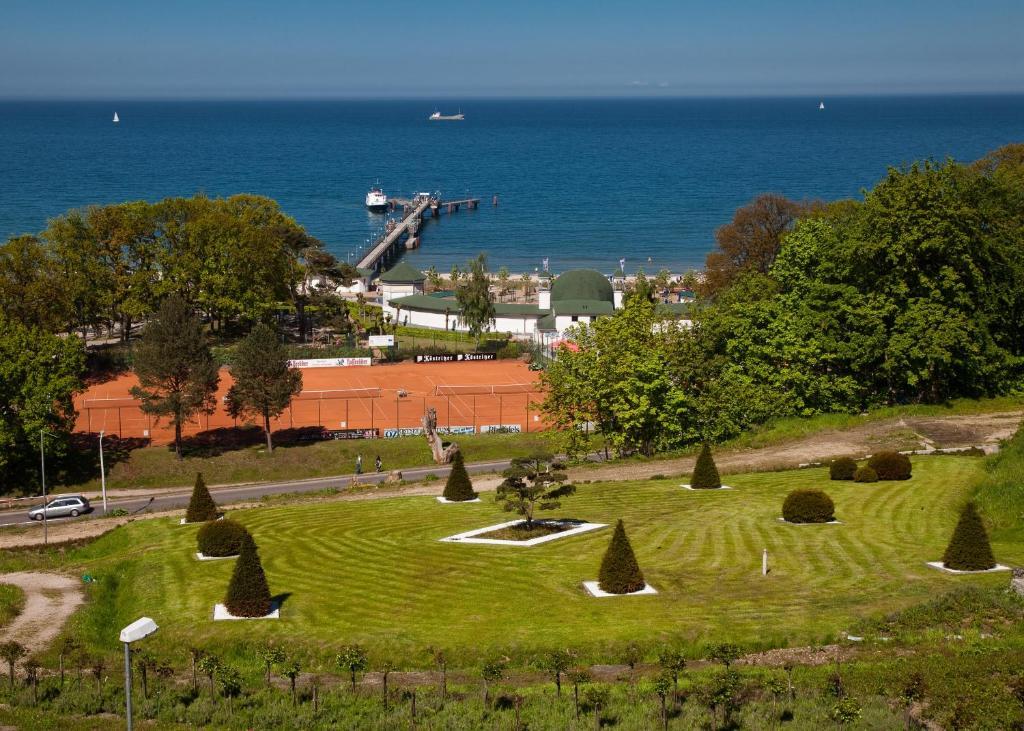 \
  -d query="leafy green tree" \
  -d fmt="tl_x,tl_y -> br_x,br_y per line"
942,502 -> 996,571
626,270 -> 655,305
225,323 -> 303,452
130,295 -> 220,459
217,664 -> 242,713
480,656 -> 507,706
691,444 -> 722,489
0,235 -> 71,332
442,450 -> 476,501
581,684 -> 610,729
197,654 -> 220,697
455,254 -> 495,343
709,643 -> 741,668
497,266 -> 511,301
0,641 -> 26,689
224,533 -> 273,617
336,645 -> 368,691
0,315 -> 84,492
281,658 -> 302,706
697,669 -> 743,729
495,453 -> 575,529
568,667 -> 592,721
257,643 -> 286,686
830,696 -> 862,724
657,648 -> 686,694
598,520 -> 645,594
534,649 -> 575,698
185,473 -> 219,523
652,670 -> 673,731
